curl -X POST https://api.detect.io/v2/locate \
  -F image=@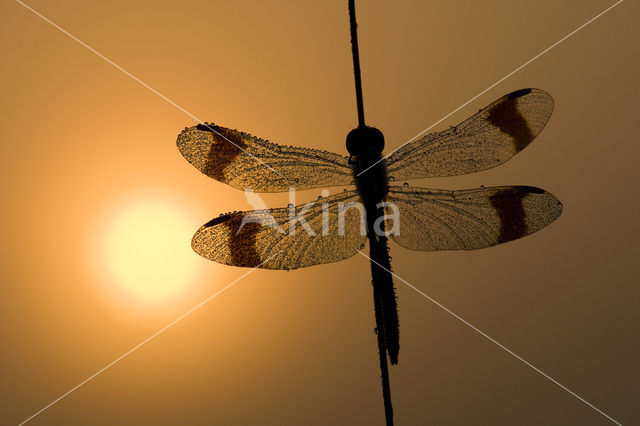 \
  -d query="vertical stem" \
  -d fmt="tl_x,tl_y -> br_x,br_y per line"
348,0 -> 366,128
348,1 -> 393,423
